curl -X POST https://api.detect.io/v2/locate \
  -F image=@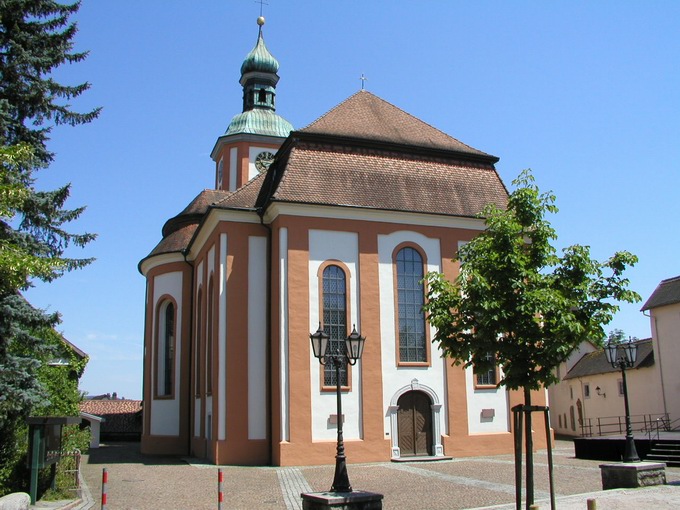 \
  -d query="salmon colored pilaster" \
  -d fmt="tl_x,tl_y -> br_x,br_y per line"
285,225 -> 312,448
358,231 -> 389,453
238,143 -> 250,189
142,276 -> 153,440
179,264 -> 193,452
439,234 -> 470,453
224,227 -> 249,450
